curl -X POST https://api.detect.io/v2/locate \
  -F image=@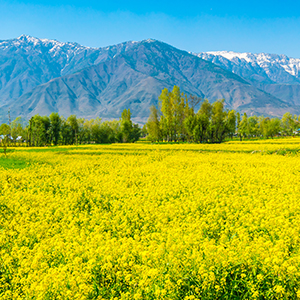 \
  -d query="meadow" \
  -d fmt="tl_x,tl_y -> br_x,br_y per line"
1,139 -> 300,299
